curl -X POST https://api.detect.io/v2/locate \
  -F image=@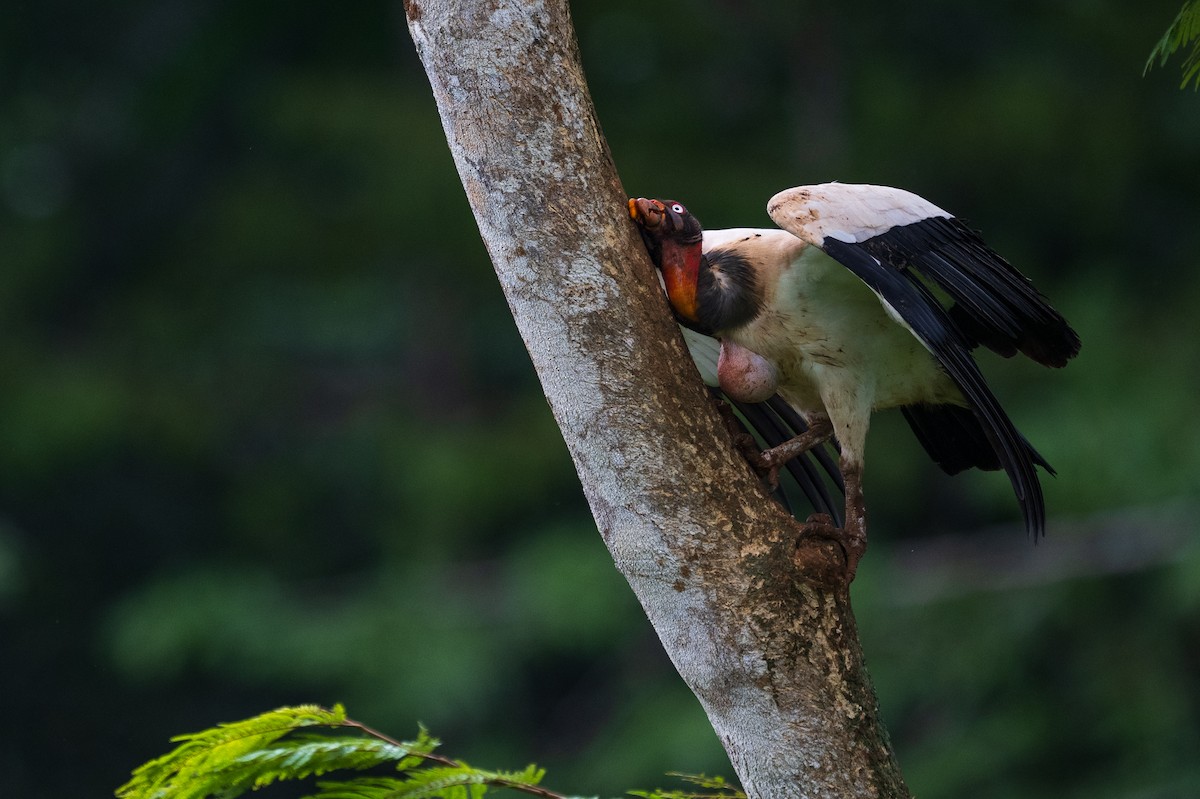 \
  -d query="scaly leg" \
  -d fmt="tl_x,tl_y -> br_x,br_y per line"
838,459 -> 867,580
739,398 -> 869,583
790,458 -> 866,583
750,415 -> 835,490
816,387 -> 871,582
